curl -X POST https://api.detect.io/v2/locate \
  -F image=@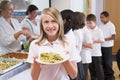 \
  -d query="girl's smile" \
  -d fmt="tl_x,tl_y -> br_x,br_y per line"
42,14 -> 59,38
